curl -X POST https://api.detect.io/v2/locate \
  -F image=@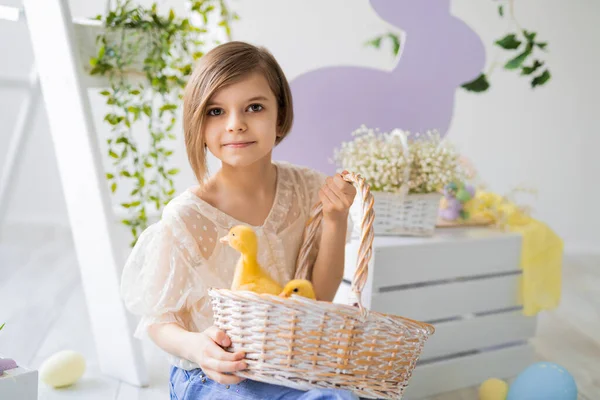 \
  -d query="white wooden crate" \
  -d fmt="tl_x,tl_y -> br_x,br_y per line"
335,227 -> 536,399
0,365 -> 38,400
